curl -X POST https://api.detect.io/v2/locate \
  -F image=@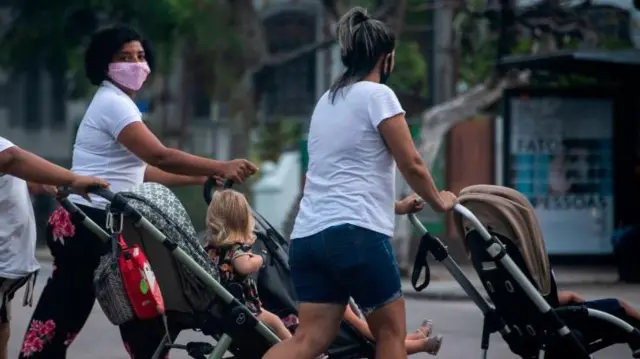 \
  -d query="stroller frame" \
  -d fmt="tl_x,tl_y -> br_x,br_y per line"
58,188 -> 280,359
408,204 -> 640,359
